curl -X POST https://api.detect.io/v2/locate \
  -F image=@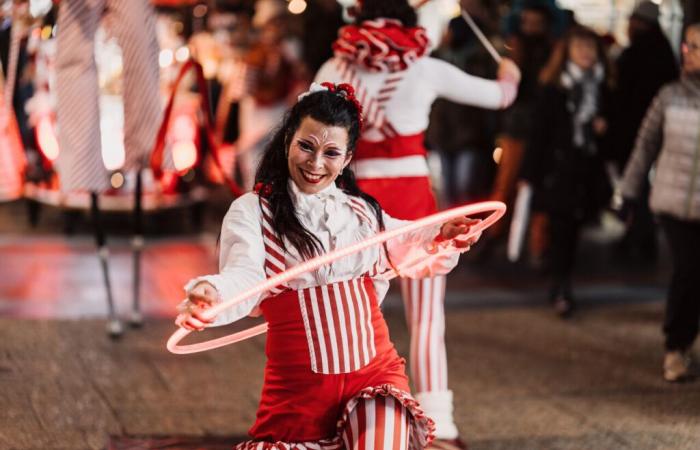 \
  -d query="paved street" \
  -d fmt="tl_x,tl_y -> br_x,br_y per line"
1,198 -> 698,450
